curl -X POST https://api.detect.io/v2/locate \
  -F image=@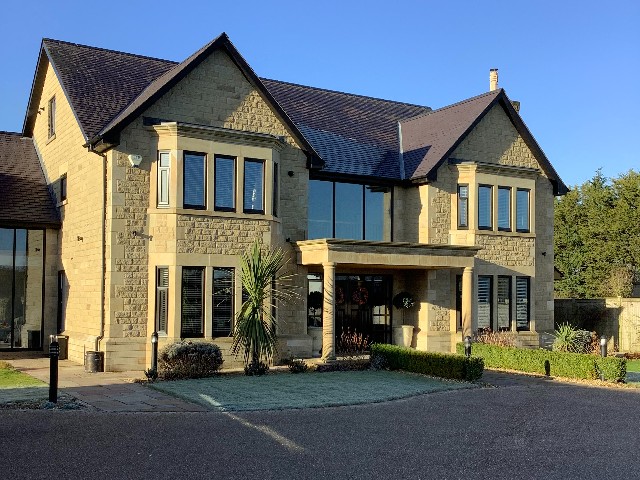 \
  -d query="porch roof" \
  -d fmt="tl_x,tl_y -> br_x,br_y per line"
294,239 -> 480,269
